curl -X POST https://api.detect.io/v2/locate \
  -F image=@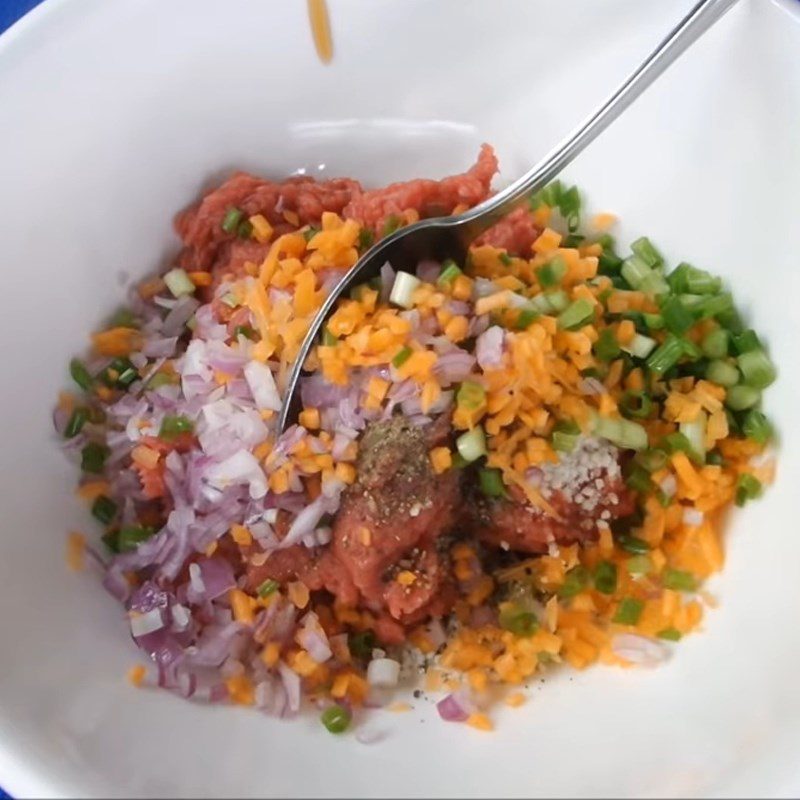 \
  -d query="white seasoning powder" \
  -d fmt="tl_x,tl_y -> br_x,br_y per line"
534,436 -> 622,512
